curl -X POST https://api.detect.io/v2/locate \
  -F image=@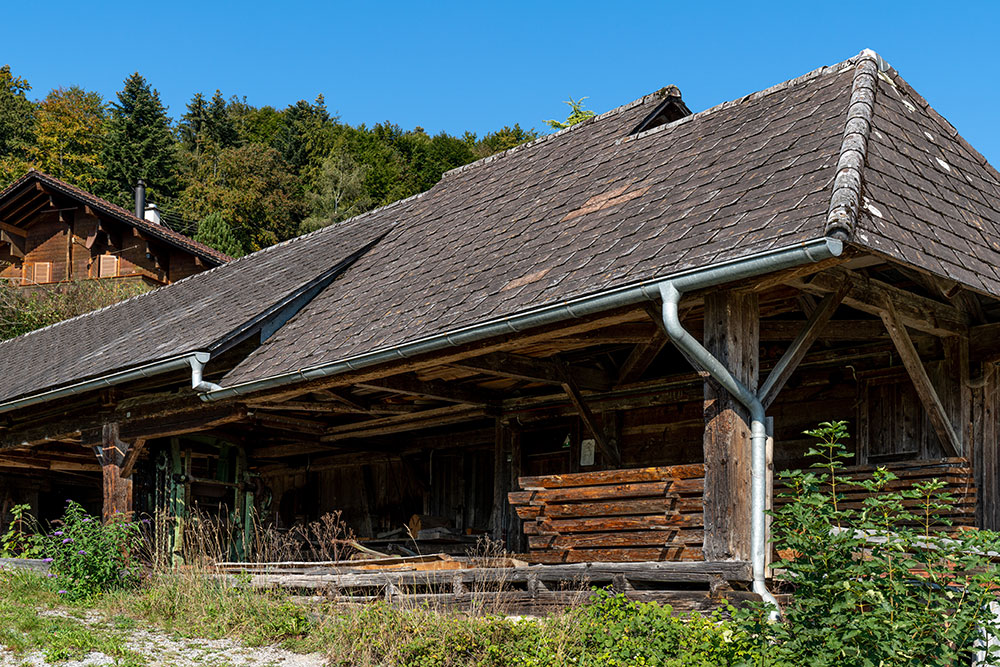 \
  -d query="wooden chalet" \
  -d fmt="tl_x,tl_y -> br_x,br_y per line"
2,51 -> 1000,612
0,170 -> 230,288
